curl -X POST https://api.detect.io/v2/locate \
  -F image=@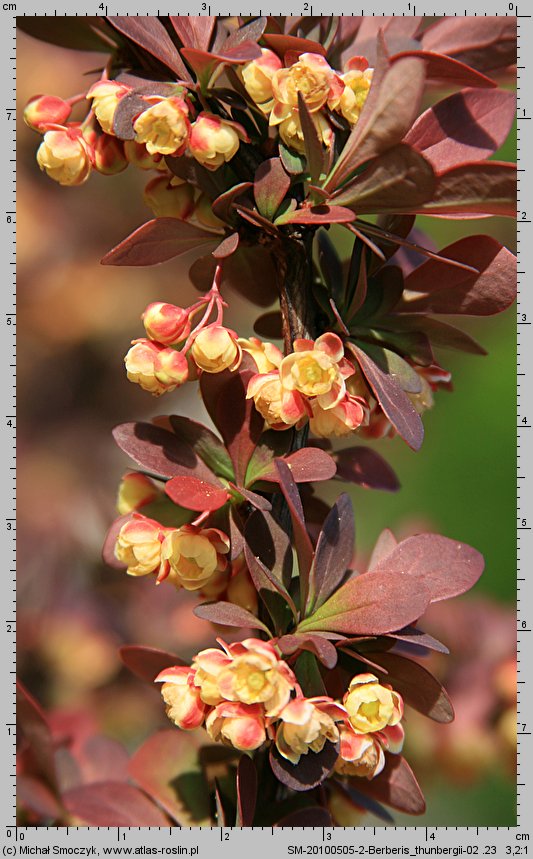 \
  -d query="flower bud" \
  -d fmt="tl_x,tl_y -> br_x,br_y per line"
335,725 -> 386,779
188,112 -> 248,171
134,97 -> 190,156
310,393 -> 368,438
191,326 -> 242,374
24,94 -> 71,132
337,67 -> 373,126
156,666 -> 206,730
143,174 -> 195,220
206,701 -> 266,751
94,134 -> 128,175
87,80 -> 131,135
241,48 -> 282,109
154,347 -> 189,388
125,339 -> 186,396
238,337 -> 282,374
161,525 -> 230,591
123,140 -> 167,171
142,302 -> 191,345
114,514 -> 168,577
116,472 -> 159,515
36,128 -> 92,186
275,697 -> 344,765
343,674 -> 403,734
